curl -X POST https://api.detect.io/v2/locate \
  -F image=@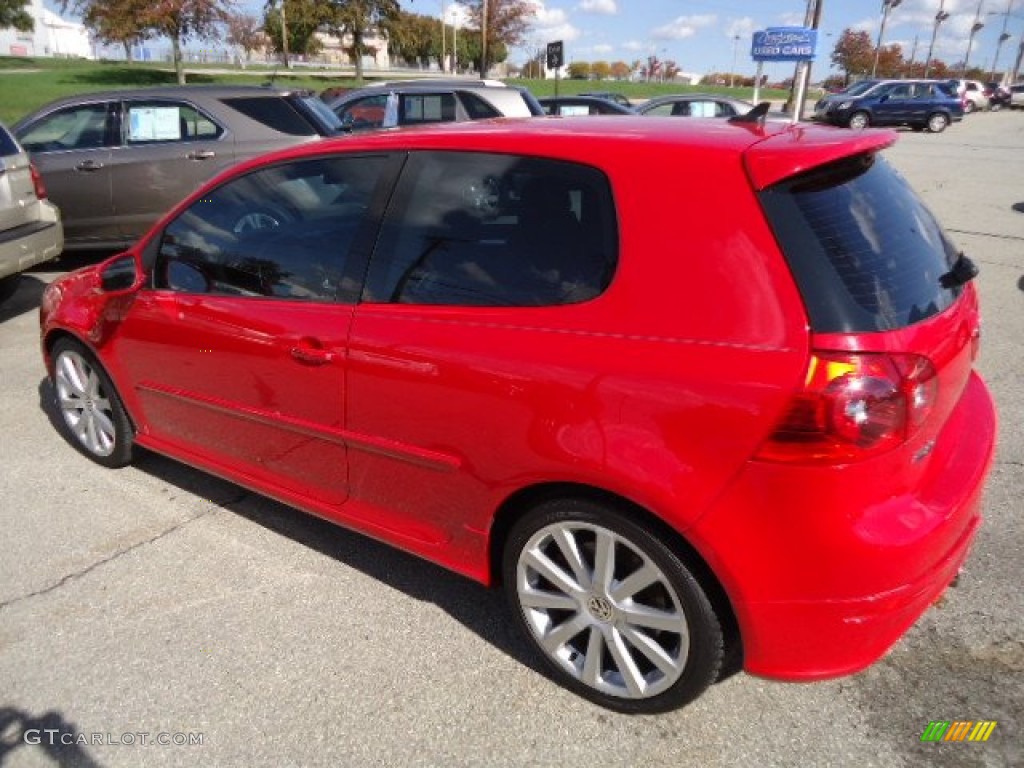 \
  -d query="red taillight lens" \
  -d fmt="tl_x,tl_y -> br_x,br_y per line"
29,163 -> 47,200
756,351 -> 938,463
